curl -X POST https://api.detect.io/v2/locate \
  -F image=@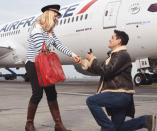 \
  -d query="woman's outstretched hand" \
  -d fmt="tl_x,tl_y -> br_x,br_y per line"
72,53 -> 81,64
